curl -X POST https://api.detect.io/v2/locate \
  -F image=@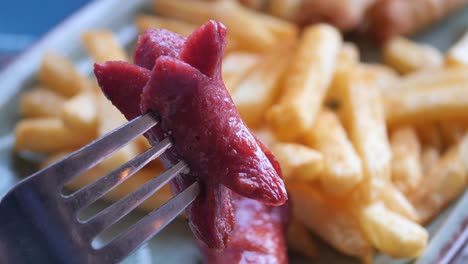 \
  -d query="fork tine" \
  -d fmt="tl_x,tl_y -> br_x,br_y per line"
46,112 -> 158,186
80,161 -> 188,241
97,181 -> 200,263
66,138 -> 172,212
